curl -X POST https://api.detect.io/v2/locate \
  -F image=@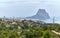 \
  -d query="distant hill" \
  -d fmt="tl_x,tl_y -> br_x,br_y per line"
25,9 -> 50,20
